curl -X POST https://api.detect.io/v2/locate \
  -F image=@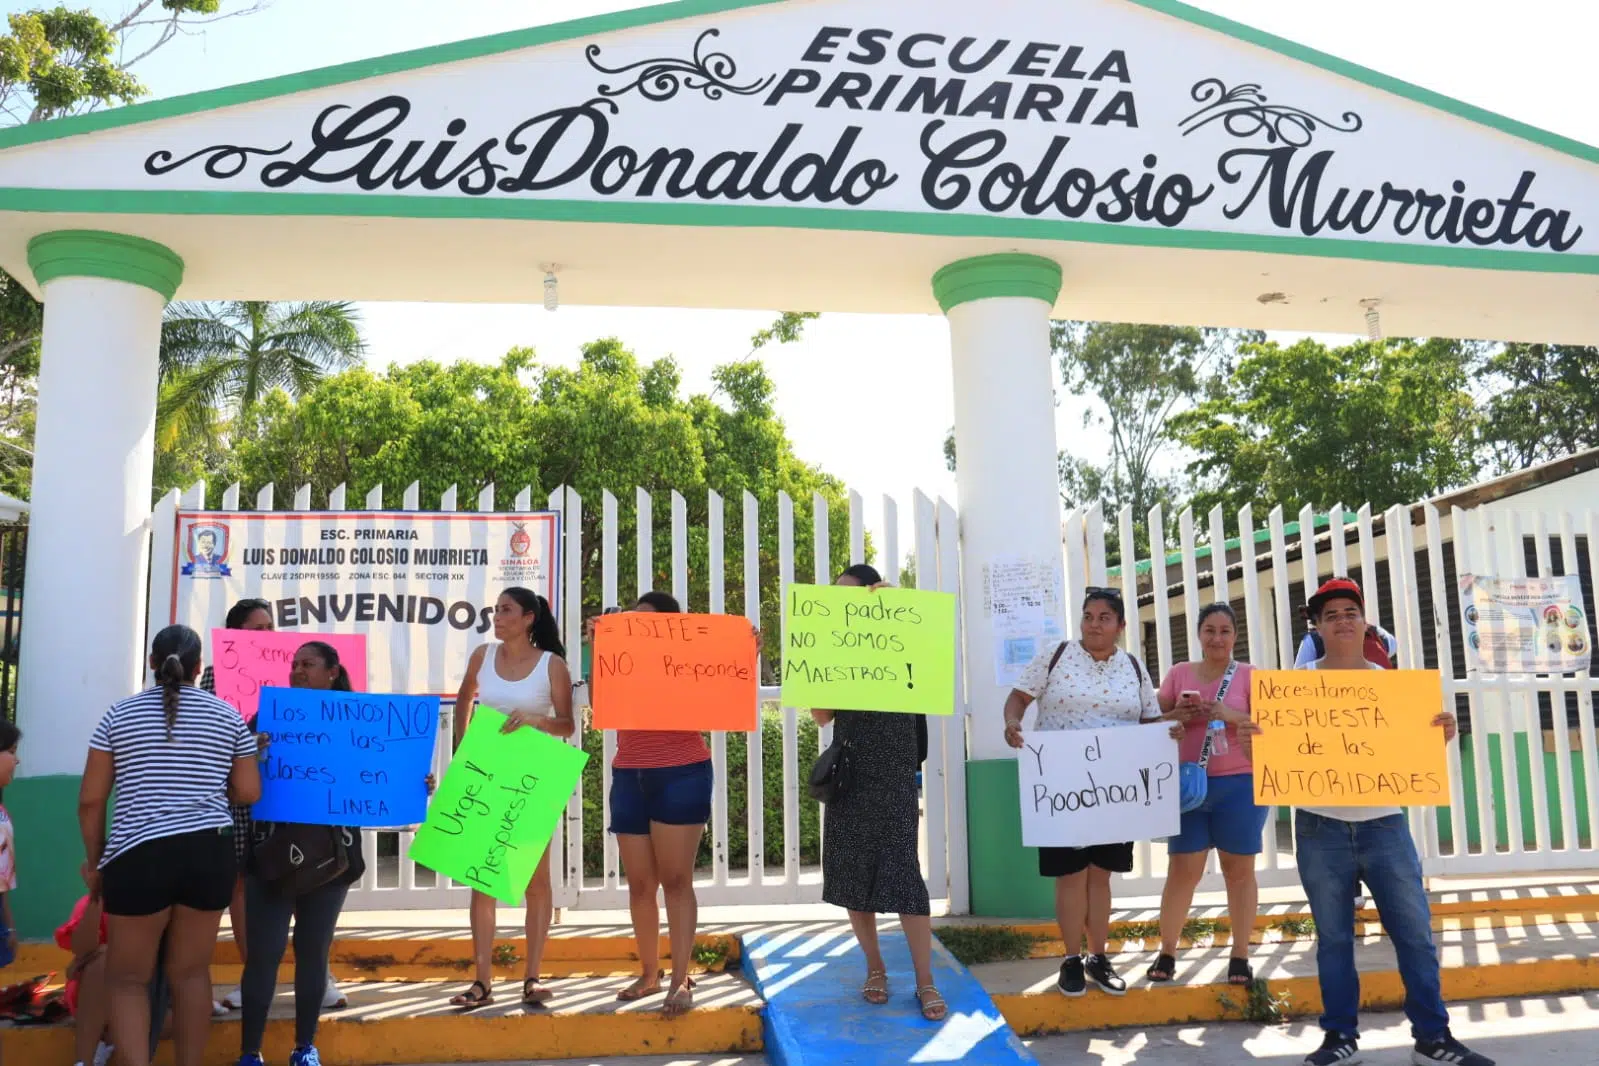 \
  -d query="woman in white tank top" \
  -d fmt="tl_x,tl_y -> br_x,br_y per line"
446,588 -> 575,1011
